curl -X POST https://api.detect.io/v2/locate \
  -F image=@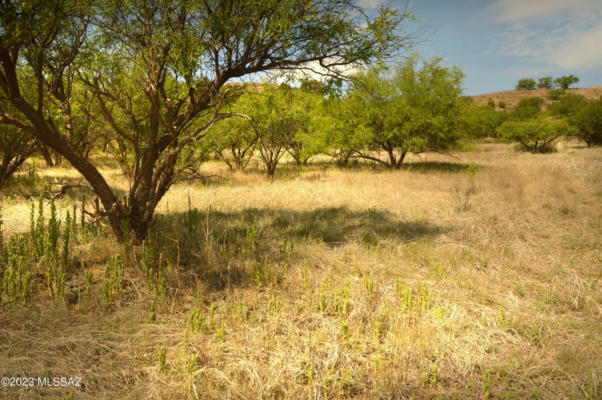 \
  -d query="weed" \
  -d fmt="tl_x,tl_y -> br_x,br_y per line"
483,369 -> 491,399
187,353 -> 198,374
102,254 -> 125,307
84,270 -> 93,303
158,346 -> 167,374
150,300 -> 157,323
